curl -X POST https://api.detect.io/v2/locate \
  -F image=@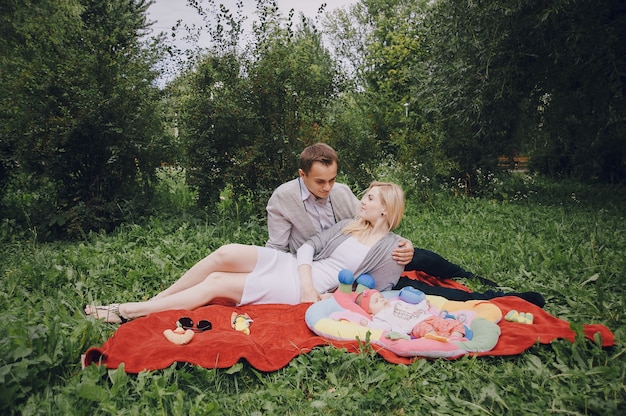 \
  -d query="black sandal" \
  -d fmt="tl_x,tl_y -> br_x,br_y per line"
91,304 -> 129,324
110,304 -> 129,323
